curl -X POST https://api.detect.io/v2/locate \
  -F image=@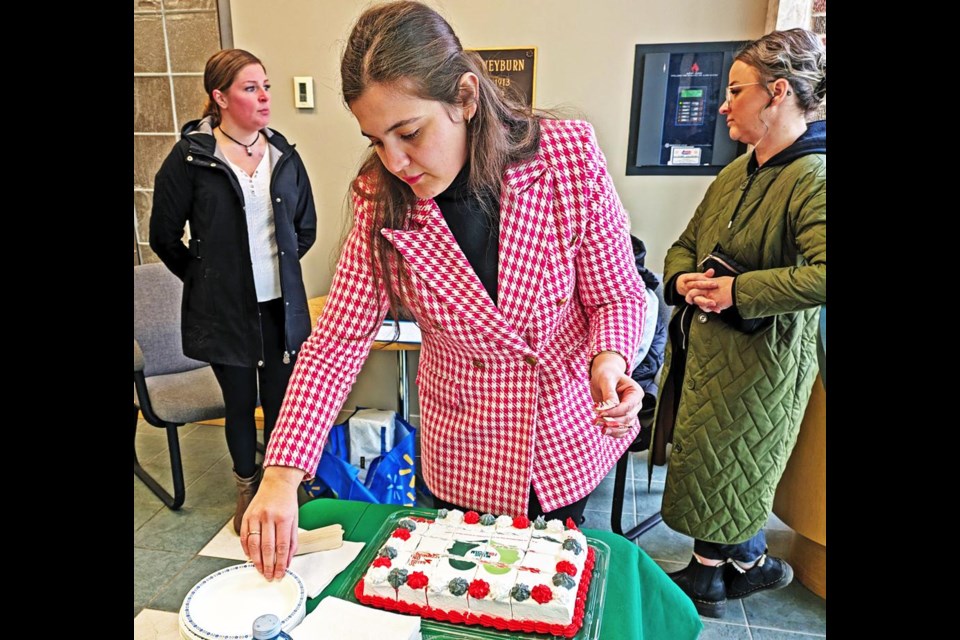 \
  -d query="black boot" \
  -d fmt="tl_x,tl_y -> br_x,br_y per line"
668,556 -> 728,618
726,551 -> 794,599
